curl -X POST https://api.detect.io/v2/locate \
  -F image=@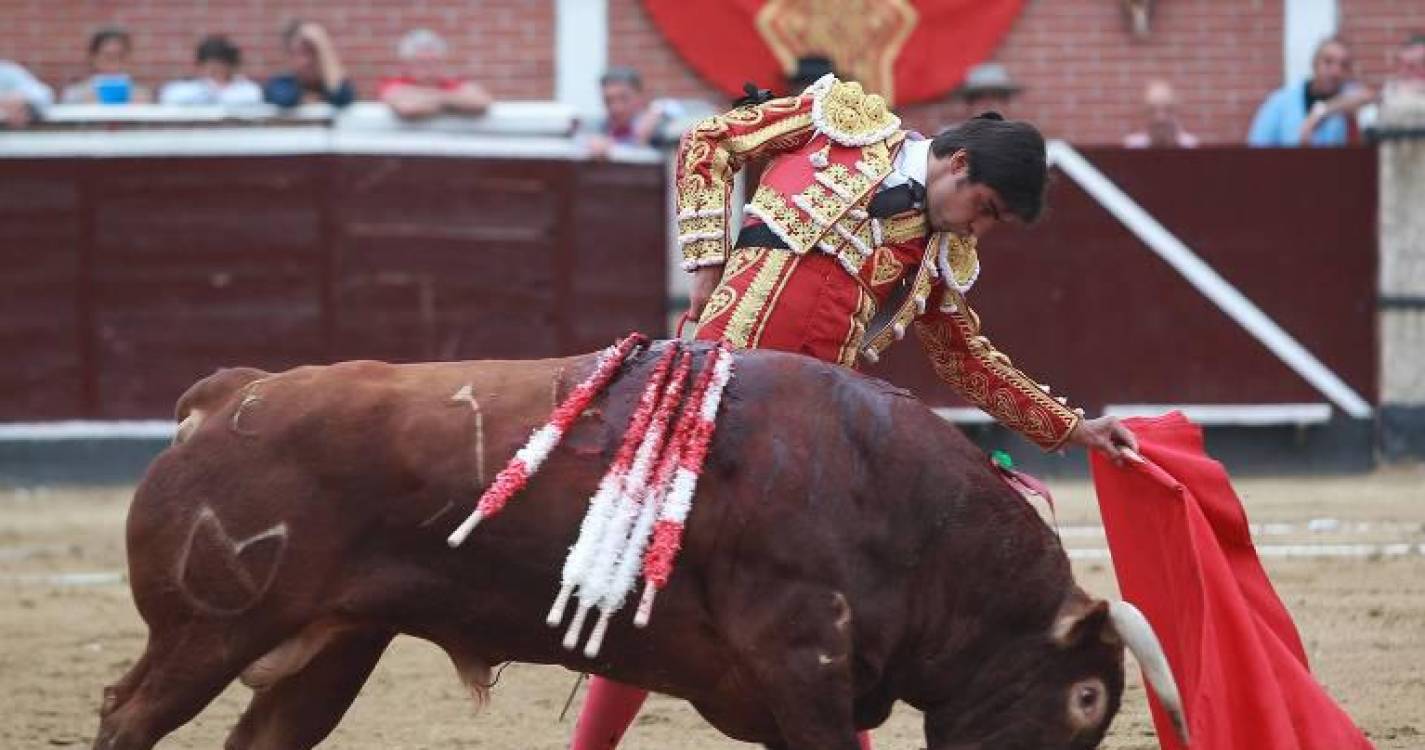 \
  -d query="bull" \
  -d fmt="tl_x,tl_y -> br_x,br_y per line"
95,341 -> 1184,750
